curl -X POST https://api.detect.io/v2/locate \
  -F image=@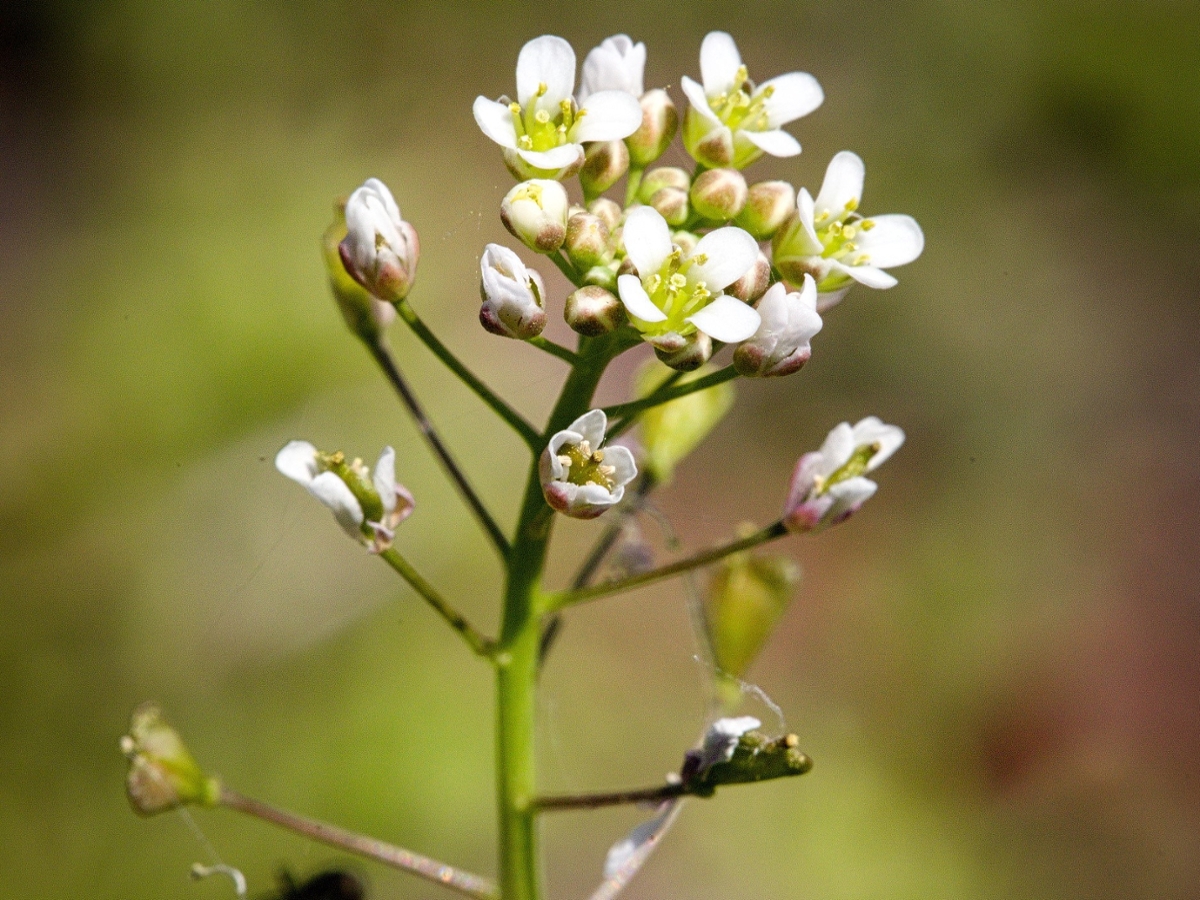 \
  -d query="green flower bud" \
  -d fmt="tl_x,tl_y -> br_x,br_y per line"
322,200 -> 396,344
689,168 -> 748,222
583,264 -> 619,291
637,360 -> 735,484
648,186 -> 689,227
564,212 -> 612,271
121,704 -> 221,816
580,140 -> 630,200
626,88 -> 679,166
671,230 -> 700,256
565,285 -> 626,335
726,252 -> 772,304
735,180 -> 796,240
637,167 -> 690,203
653,328 -> 711,370
500,180 -> 569,253
704,547 -> 800,679
588,197 -> 623,232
